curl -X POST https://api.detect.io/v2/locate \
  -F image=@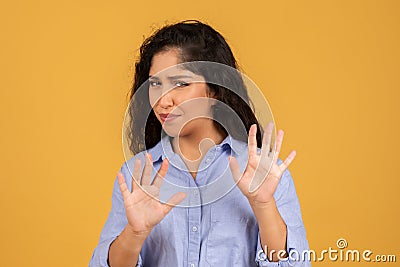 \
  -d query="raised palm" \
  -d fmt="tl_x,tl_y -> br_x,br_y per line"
117,153 -> 186,235
229,122 -> 296,206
